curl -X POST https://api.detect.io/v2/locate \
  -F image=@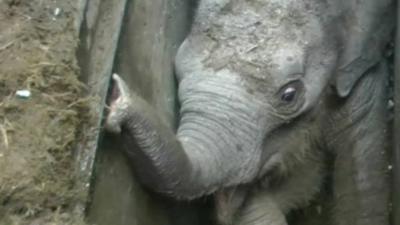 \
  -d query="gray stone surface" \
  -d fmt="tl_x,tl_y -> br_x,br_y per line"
74,0 -> 127,215
393,2 -> 400,225
85,0 -> 208,225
